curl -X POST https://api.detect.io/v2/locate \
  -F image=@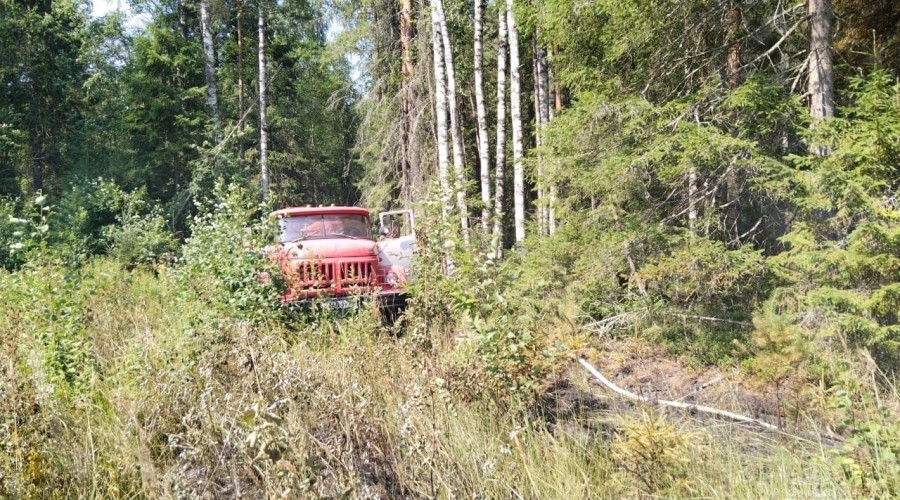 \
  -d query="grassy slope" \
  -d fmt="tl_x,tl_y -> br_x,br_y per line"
0,259 -> 891,498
